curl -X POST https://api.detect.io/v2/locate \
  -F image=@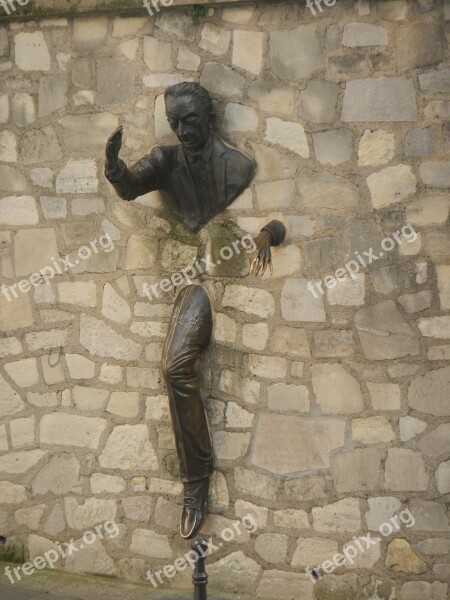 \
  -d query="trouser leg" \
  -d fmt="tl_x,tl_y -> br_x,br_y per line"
161,284 -> 213,483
